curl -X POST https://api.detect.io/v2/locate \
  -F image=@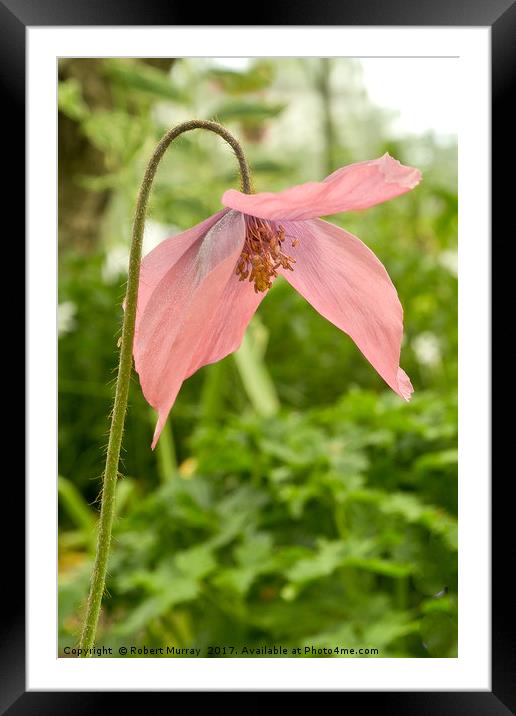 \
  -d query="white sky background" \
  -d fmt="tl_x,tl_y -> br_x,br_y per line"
358,58 -> 458,138
213,57 -> 458,139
